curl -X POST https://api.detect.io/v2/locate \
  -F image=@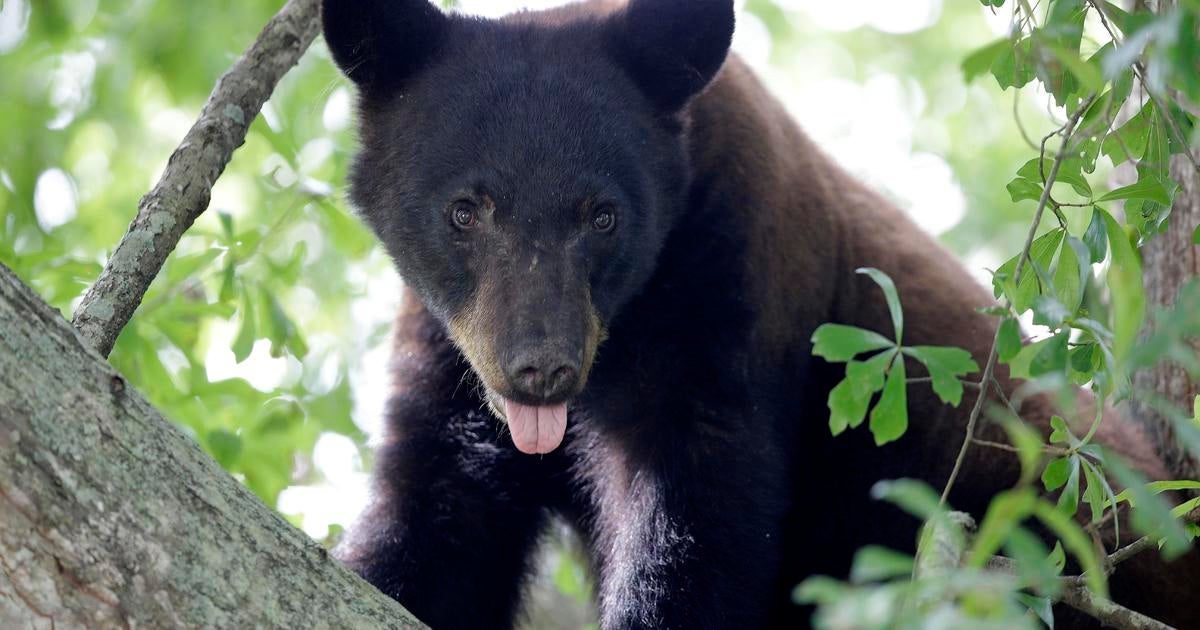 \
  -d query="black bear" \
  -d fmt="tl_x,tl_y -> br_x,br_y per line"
322,0 -> 1200,628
